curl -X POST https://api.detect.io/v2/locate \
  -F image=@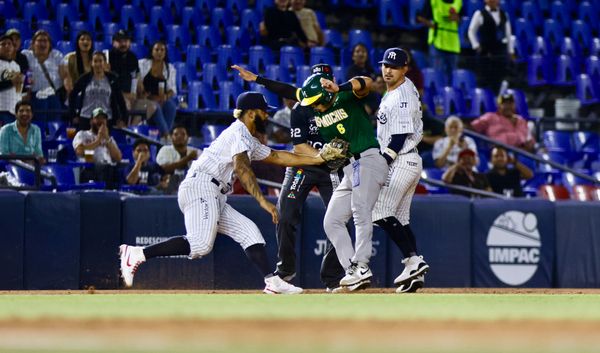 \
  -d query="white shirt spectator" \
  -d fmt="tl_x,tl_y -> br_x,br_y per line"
138,58 -> 177,95
0,59 -> 22,114
156,144 -> 201,174
72,130 -> 116,164
22,49 -> 64,93
432,135 -> 478,168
